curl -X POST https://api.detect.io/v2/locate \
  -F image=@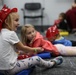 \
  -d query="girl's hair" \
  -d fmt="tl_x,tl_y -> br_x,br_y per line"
3,12 -> 17,30
21,24 -> 34,44
59,12 -> 66,19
